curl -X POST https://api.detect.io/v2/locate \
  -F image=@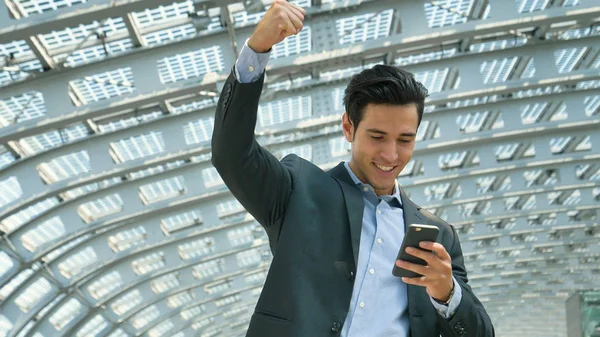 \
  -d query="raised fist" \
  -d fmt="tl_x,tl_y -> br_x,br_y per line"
247,0 -> 306,53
